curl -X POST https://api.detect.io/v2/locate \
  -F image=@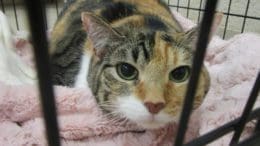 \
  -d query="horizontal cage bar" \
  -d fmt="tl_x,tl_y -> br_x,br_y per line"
185,107 -> 260,146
